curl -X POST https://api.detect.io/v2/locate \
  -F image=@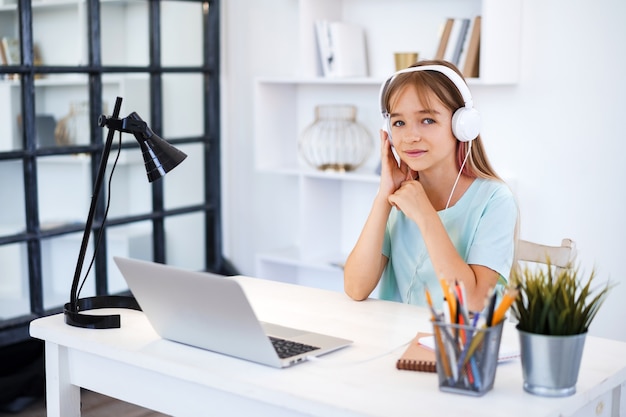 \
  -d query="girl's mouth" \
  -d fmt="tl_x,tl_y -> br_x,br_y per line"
405,149 -> 426,157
